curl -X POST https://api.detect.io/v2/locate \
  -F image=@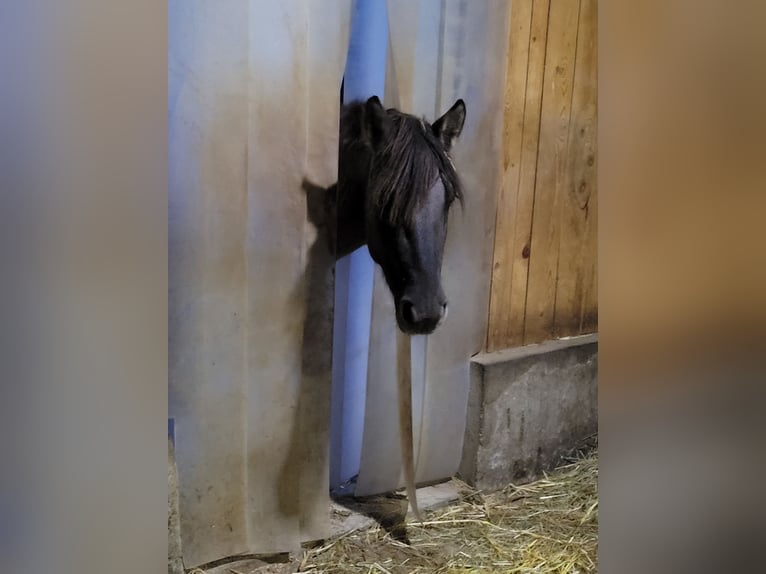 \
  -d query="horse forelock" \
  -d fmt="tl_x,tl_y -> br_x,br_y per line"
369,112 -> 463,226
